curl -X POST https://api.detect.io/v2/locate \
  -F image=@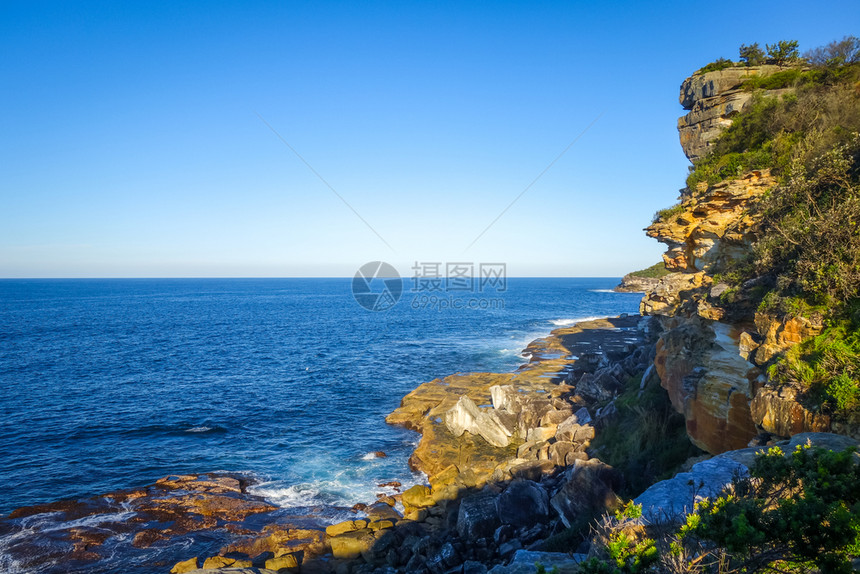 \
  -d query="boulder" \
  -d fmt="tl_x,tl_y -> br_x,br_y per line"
457,494 -> 500,539
426,541 -> 460,573
463,560 -> 489,574
490,385 -> 521,413
507,460 -> 554,482
571,407 -> 592,425
754,312 -> 823,365
526,426 -> 557,443
516,398 -> 554,436
575,372 -> 614,402
751,385 -> 831,438
635,433 -> 860,524
548,441 -> 586,466
550,459 -> 620,528
329,529 -> 377,560
496,480 -> 549,527
325,520 -> 368,537
445,395 -> 512,447
265,553 -> 299,572
170,557 -> 199,574
365,501 -> 401,521
634,457 -> 747,523
540,407 -> 575,426
202,556 -> 253,569
554,419 -> 595,444
401,485 -> 435,509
